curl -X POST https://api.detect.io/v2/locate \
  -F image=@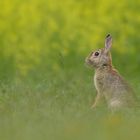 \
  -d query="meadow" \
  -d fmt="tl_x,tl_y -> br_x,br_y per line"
0,0 -> 140,140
